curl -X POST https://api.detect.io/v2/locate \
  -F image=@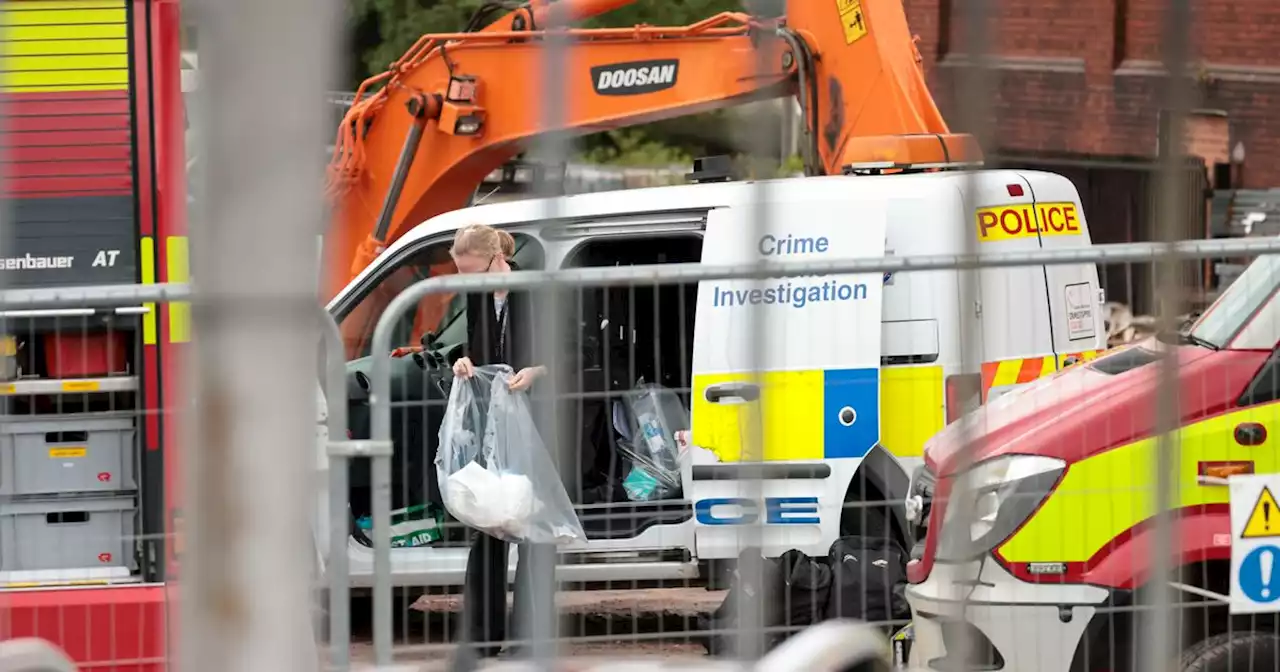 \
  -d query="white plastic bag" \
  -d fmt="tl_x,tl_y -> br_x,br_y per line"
436,364 -> 586,546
